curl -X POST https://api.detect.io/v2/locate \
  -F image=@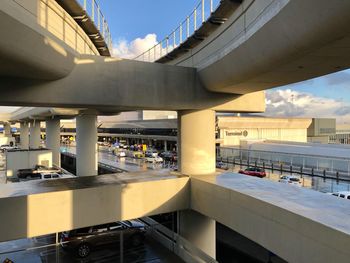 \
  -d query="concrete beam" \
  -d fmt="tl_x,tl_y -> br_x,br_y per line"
0,172 -> 190,242
0,56 -> 265,112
